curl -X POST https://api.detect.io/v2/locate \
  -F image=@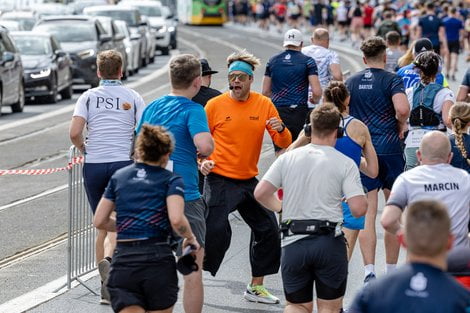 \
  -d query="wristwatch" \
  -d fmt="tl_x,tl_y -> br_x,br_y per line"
277,123 -> 286,133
